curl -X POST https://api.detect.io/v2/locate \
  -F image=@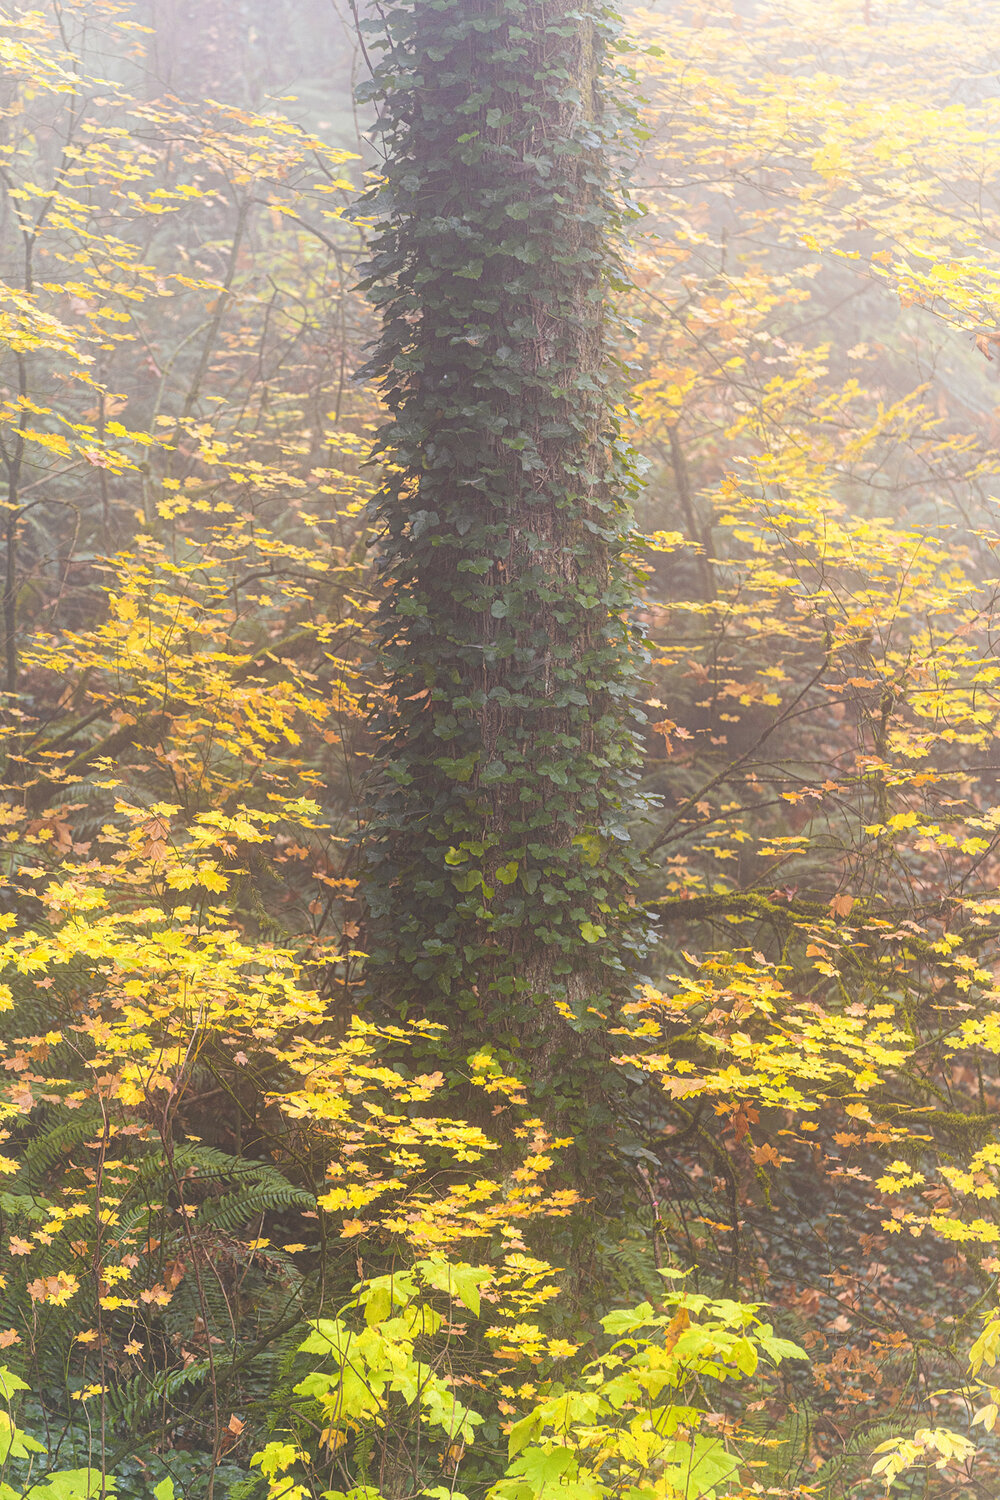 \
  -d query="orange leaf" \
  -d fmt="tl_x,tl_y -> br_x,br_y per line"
662,1308 -> 691,1355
